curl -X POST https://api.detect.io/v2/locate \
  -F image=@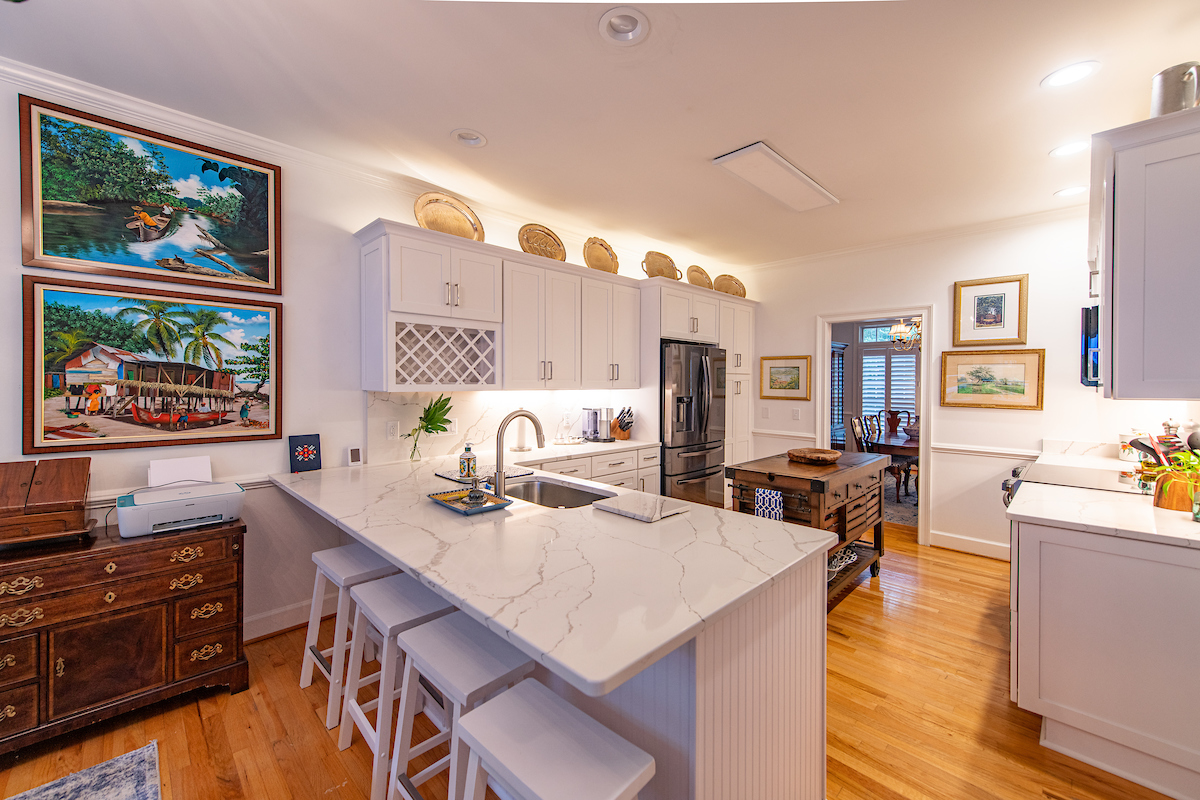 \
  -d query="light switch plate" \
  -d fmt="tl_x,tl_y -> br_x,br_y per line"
792,408 -> 800,420
386,421 -> 399,440
761,406 -> 770,419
